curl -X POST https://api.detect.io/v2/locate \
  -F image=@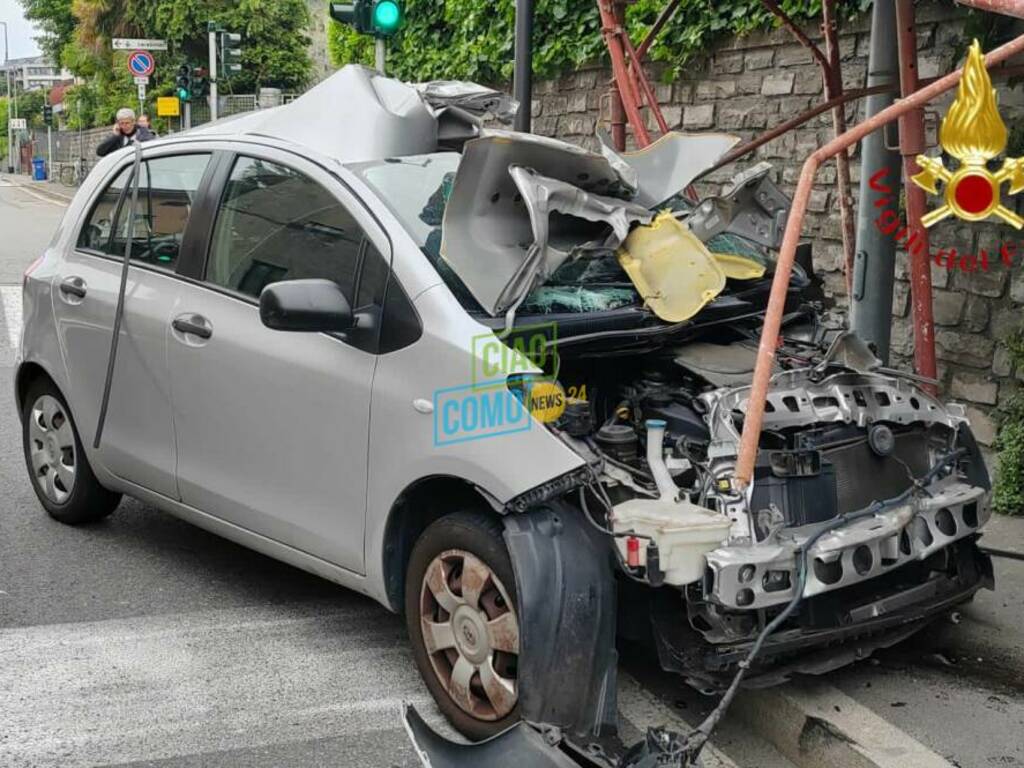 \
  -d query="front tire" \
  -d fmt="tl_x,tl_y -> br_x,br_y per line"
405,511 -> 521,741
21,378 -> 121,525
